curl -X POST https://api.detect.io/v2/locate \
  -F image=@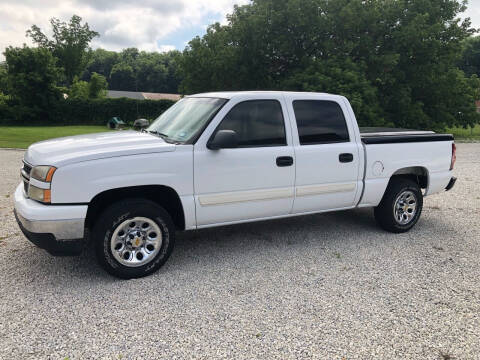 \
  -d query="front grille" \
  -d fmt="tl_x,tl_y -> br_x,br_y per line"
21,160 -> 32,197
23,180 -> 29,195
22,161 -> 32,177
